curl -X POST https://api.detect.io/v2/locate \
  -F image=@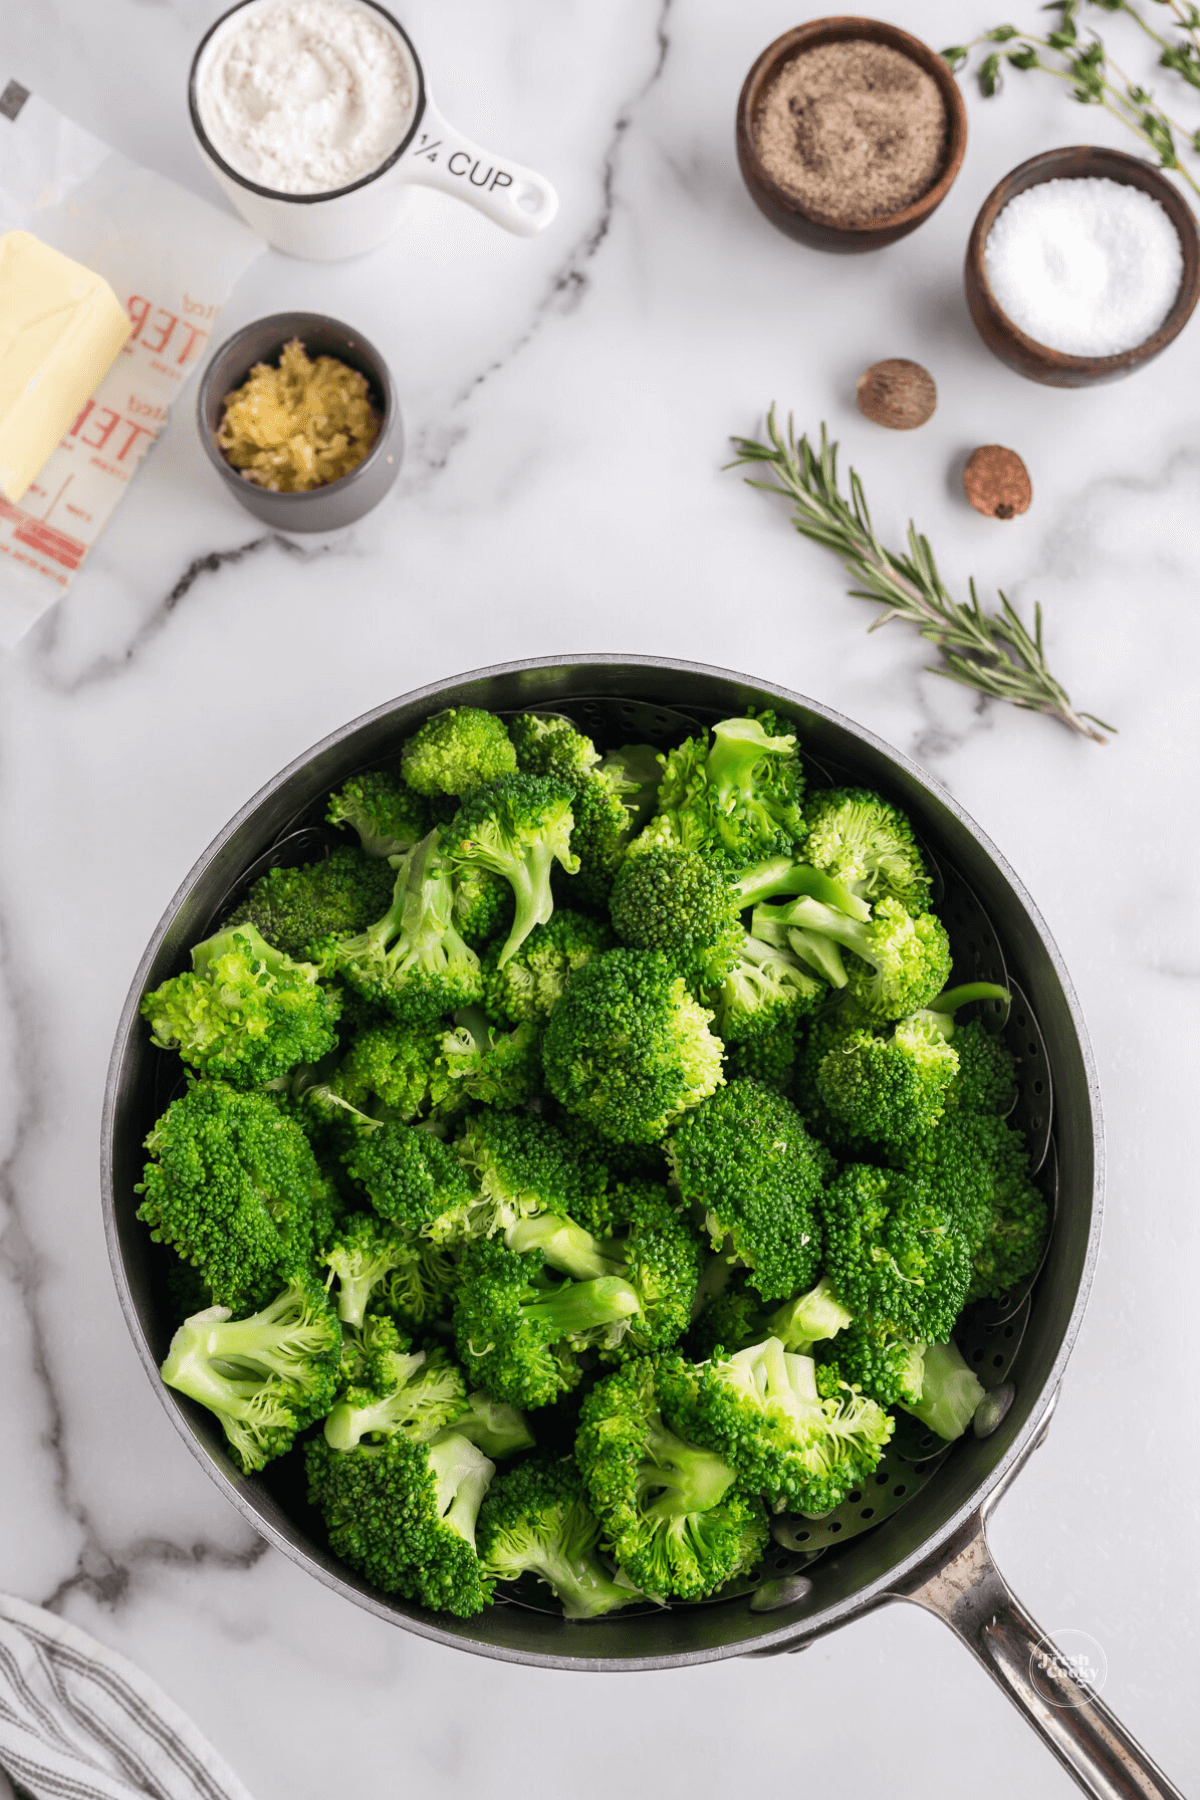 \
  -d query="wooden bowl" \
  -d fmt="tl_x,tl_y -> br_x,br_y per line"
736,17 -> 968,254
964,146 -> 1200,387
